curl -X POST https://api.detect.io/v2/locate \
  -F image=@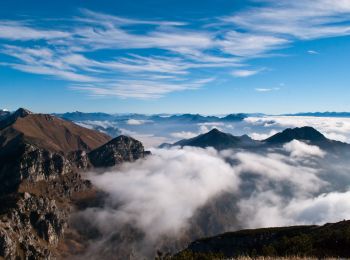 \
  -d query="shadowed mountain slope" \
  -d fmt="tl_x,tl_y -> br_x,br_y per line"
173,128 -> 258,150
263,126 -> 348,150
177,220 -> 350,258
166,127 -> 349,151
264,126 -> 328,144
